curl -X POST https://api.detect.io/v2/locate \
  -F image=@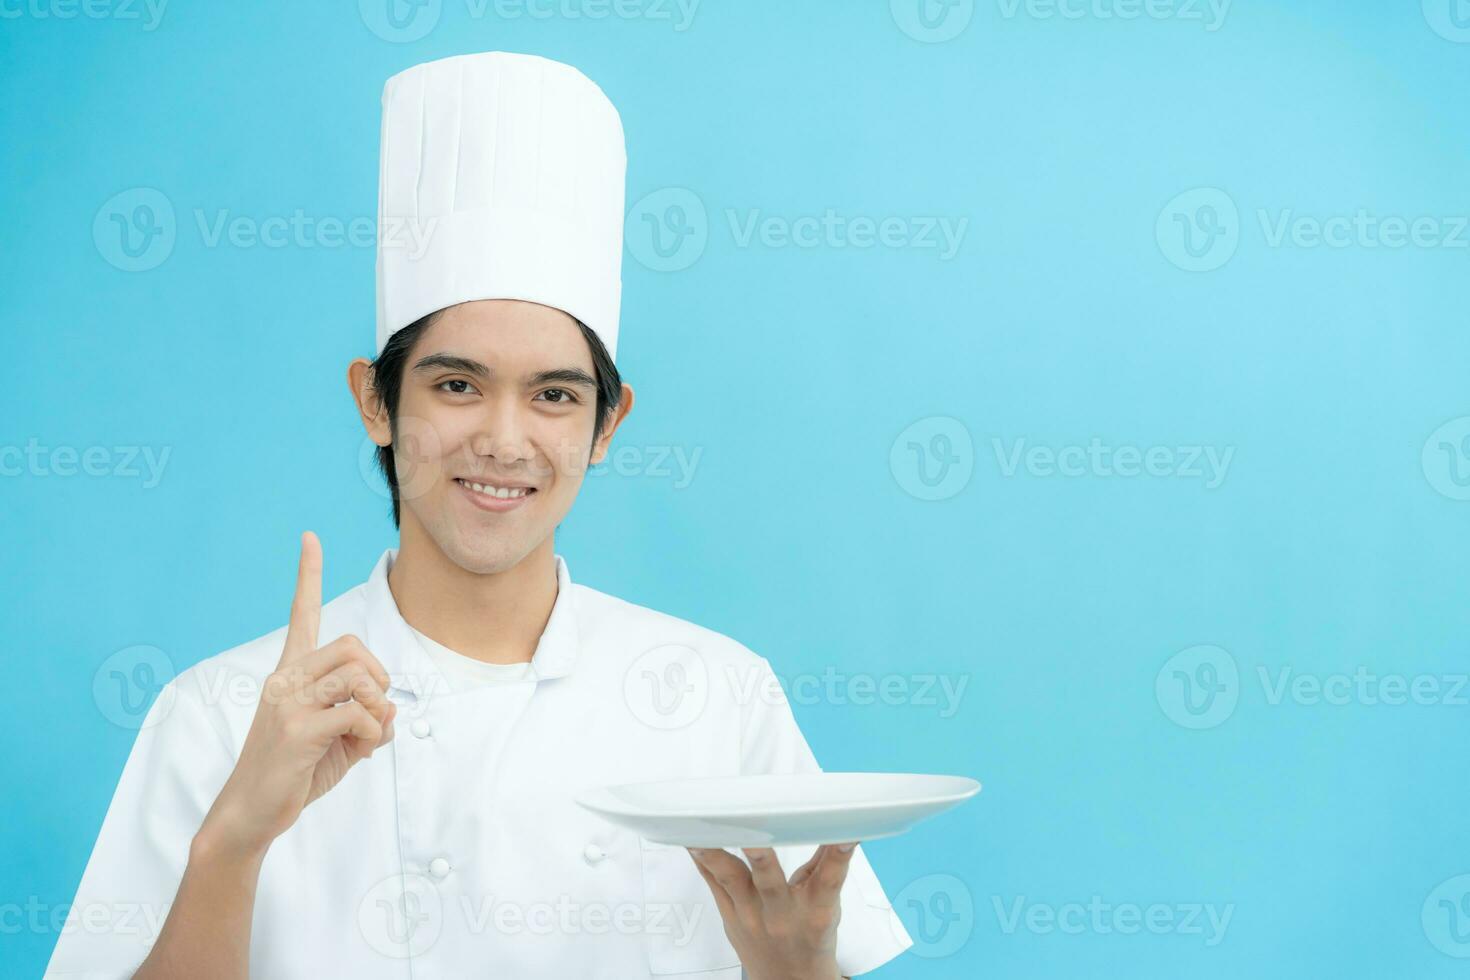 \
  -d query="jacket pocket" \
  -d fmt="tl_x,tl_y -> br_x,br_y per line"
638,838 -> 743,976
